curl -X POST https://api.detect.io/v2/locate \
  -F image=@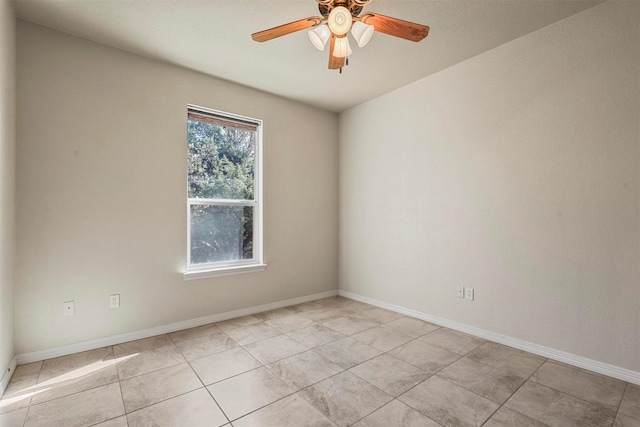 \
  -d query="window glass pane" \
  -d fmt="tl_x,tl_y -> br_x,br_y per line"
190,205 -> 253,264
187,118 -> 255,200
